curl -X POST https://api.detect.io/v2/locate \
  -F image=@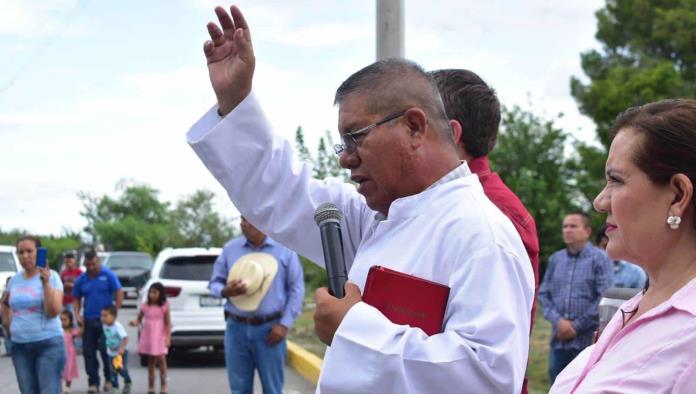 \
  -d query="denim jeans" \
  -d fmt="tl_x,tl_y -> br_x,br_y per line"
225,318 -> 286,394
548,348 -> 582,383
83,318 -> 112,386
11,336 -> 66,394
109,350 -> 132,388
